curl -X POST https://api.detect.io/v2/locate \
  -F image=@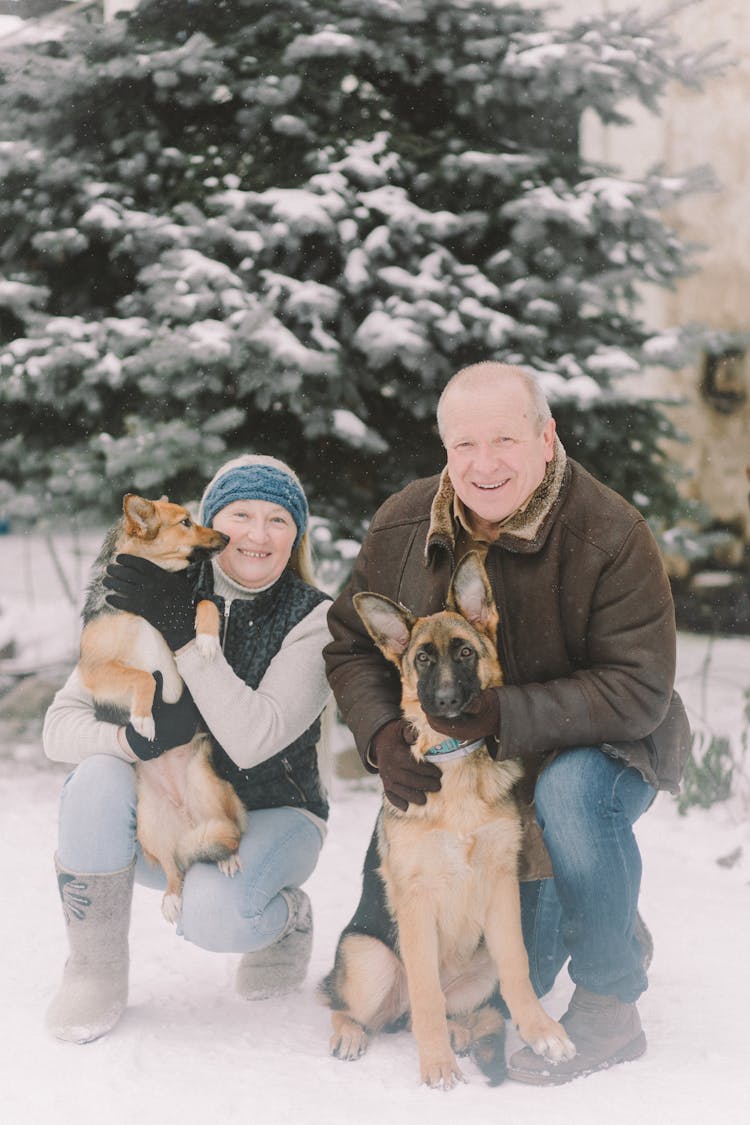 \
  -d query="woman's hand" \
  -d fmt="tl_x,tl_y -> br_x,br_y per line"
104,554 -> 196,650
124,672 -> 201,760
